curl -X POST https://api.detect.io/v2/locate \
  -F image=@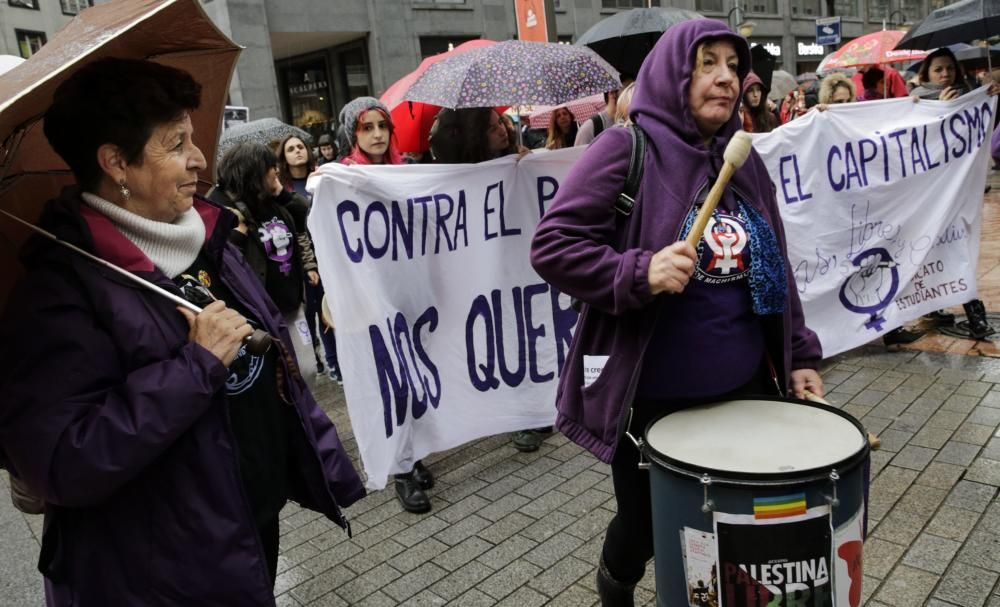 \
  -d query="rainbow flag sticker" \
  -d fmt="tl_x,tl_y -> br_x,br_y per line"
753,493 -> 808,519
